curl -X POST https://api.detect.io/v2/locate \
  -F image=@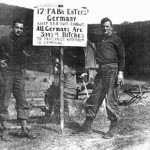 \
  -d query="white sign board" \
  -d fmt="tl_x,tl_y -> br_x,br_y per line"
33,5 -> 89,47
